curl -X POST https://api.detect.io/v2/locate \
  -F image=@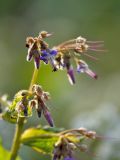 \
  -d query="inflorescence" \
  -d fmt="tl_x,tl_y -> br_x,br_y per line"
0,30 -> 106,160
53,127 -> 97,160
2,84 -> 54,127
26,31 -> 104,84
